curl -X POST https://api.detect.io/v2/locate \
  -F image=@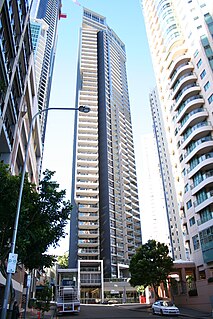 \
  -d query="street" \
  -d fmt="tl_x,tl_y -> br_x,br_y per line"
56,304 -> 188,319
